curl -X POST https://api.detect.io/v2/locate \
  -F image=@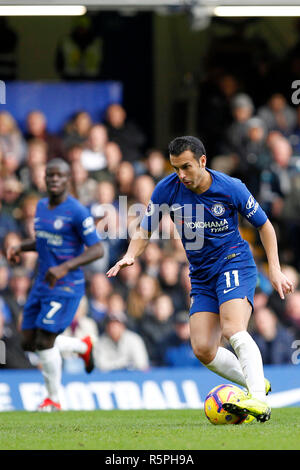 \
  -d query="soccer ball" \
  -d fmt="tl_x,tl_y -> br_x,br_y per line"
204,384 -> 248,425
